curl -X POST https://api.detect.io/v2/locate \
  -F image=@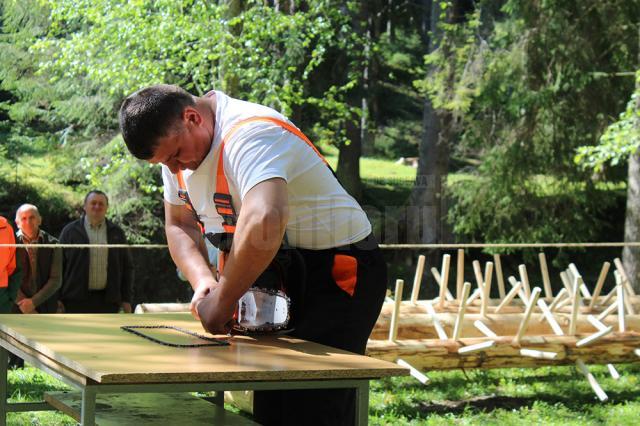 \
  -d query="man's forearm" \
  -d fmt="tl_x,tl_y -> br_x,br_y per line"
166,223 -> 215,290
